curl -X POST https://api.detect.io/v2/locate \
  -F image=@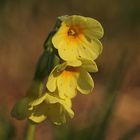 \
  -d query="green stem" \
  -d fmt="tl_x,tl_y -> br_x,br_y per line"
25,122 -> 36,140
